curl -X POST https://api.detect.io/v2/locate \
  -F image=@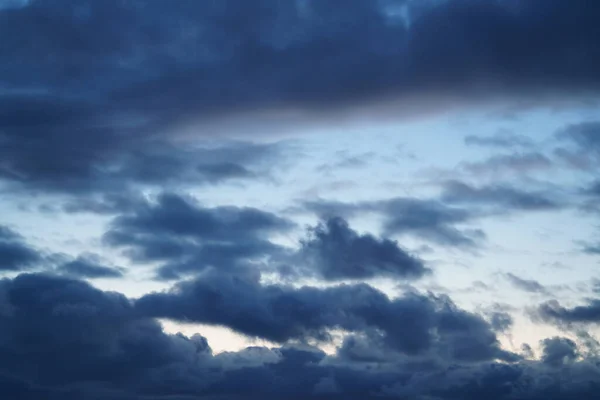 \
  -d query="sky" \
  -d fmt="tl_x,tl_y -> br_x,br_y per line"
2,0 -> 600,399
